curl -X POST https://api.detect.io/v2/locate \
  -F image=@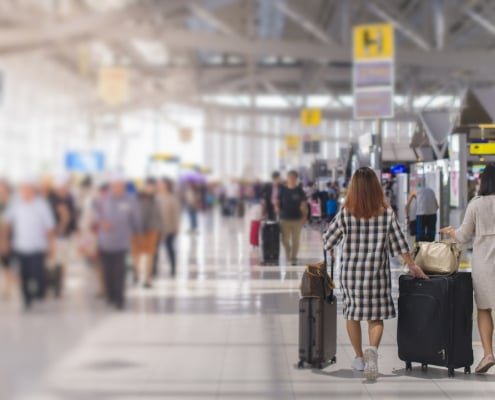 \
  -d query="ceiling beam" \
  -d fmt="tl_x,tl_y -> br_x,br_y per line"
367,1 -> 432,51
187,3 -> 238,36
261,80 -> 300,107
102,27 -> 495,74
0,7 -> 143,50
274,1 -> 335,44
464,7 -> 495,36
432,0 -> 445,50
2,20 -> 495,77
